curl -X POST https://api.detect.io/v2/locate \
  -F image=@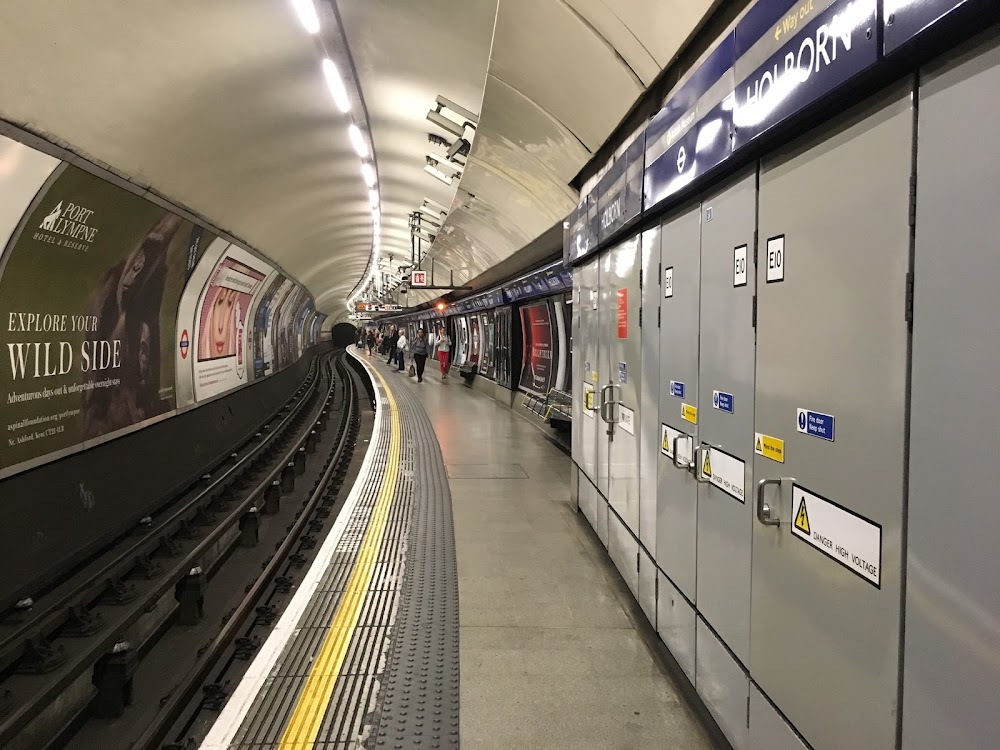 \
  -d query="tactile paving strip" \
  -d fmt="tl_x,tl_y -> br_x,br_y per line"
227,355 -> 458,749
367,376 -> 460,750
